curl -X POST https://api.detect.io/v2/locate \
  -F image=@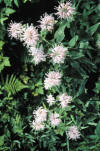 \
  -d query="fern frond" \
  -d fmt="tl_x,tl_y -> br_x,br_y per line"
4,74 -> 27,95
